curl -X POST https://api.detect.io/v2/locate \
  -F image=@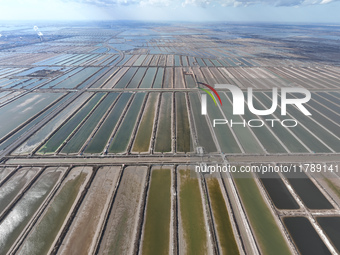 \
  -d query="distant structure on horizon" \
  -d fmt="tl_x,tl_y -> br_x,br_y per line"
34,26 -> 43,41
